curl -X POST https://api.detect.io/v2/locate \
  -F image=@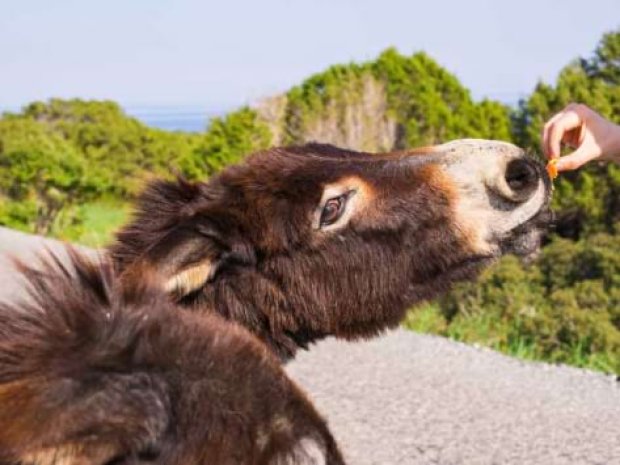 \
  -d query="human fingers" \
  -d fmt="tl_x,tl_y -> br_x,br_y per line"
547,110 -> 584,160
555,144 -> 599,172
542,111 -> 566,159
